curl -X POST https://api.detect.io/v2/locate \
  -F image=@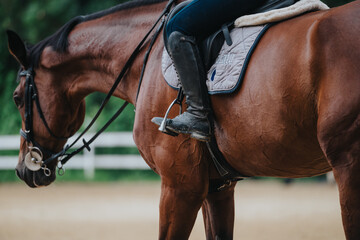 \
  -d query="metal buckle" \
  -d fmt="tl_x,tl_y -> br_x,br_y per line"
24,146 -> 43,171
57,161 -> 66,176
